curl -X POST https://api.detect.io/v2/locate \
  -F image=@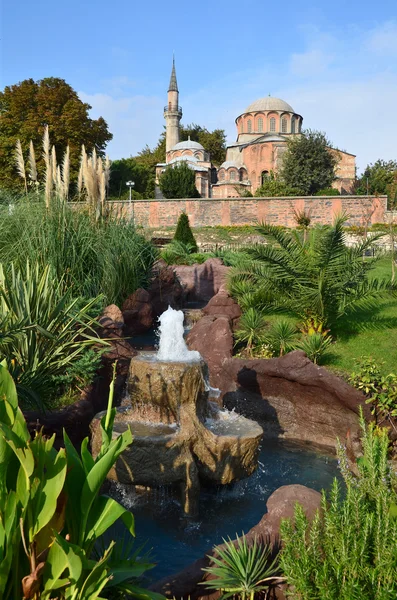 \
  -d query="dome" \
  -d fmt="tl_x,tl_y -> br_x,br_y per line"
243,96 -> 294,114
219,160 -> 244,170
171,136 -> 204,151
